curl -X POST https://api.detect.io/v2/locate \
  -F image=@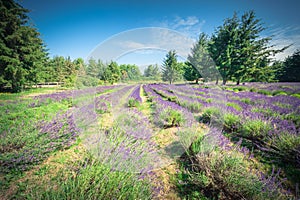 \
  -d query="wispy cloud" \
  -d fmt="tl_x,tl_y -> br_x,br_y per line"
153,16 -> 205,38
88,27 -> 195,62
268,25 -> 300,60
